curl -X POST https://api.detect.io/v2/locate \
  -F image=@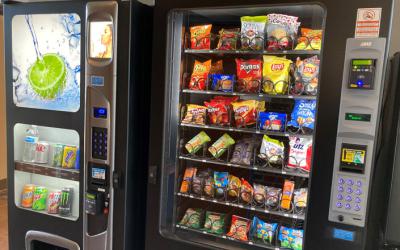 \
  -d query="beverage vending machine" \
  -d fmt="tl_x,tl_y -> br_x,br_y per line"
3,0 -> 152,249
145,0 -> 400,250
